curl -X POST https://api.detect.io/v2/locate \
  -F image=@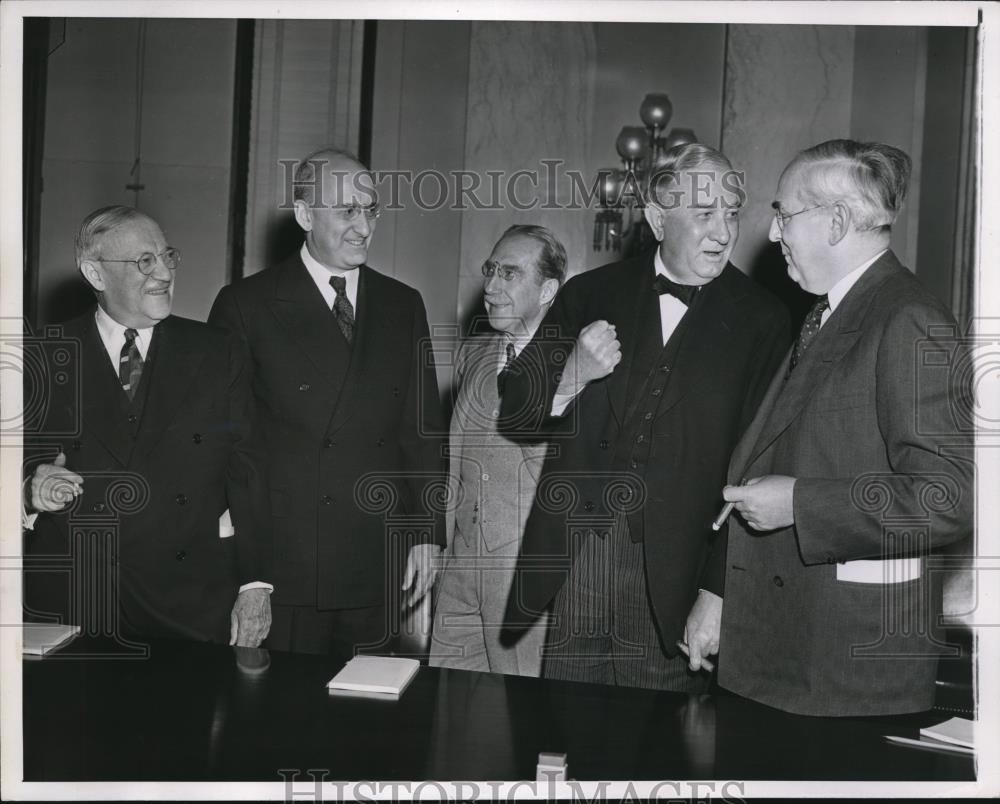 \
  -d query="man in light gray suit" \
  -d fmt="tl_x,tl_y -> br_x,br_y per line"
429,225 -> 566,676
